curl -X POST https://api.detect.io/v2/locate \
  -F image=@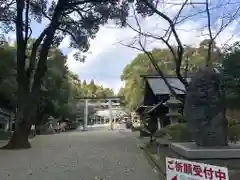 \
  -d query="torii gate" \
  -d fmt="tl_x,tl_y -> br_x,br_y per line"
77,96 -> 122,131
